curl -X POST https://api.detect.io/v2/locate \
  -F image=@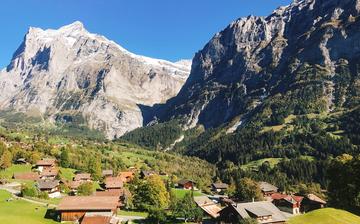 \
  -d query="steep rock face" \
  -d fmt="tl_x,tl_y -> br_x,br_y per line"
0,22 -> 191,139
159,0 -> 360,129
